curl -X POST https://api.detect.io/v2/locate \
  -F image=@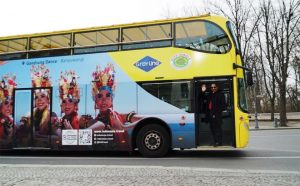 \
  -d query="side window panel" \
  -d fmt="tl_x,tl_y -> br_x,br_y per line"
122,24 -> 172,50
74,29 -> 119,54
238,78 -> 248,112
140,81 -> 192,112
